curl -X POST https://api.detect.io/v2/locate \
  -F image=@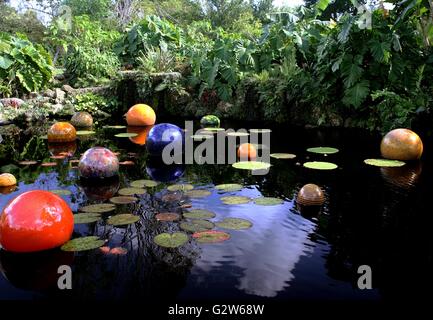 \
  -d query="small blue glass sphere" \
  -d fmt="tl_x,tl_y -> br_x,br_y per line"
146,123 -> 184,157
